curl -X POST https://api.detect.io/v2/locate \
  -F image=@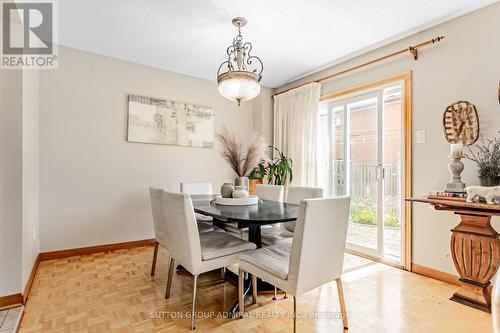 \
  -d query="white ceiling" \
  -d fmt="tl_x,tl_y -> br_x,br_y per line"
59,0 -> 496,88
